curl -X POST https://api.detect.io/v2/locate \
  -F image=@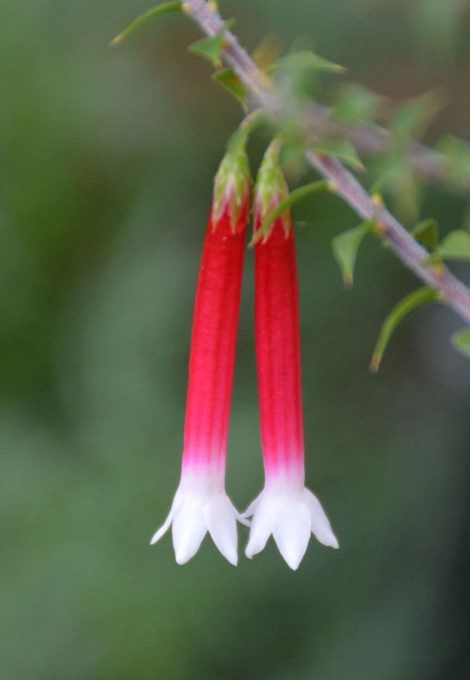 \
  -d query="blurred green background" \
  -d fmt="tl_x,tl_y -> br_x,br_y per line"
1,1 -> 469,678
